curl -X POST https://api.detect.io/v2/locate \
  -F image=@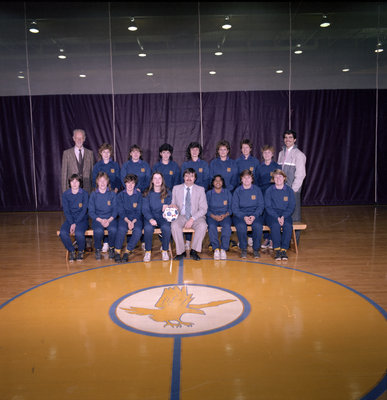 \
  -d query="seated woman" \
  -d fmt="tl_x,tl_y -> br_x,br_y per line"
114,174 -> 143,263
59,174 -> 89,262
142,172 -> 172,262
232,169 -> 264,259
206,175 -> 232,260
264,169 -> 295,261
88,172 -> 118,260
255,145 -> 280,249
